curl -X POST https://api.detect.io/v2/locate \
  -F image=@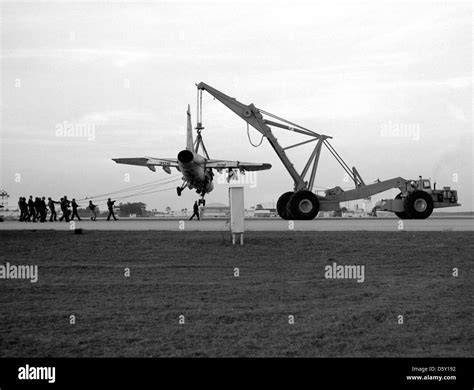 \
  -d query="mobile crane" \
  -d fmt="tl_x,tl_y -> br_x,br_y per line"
196,82 -> 460,220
